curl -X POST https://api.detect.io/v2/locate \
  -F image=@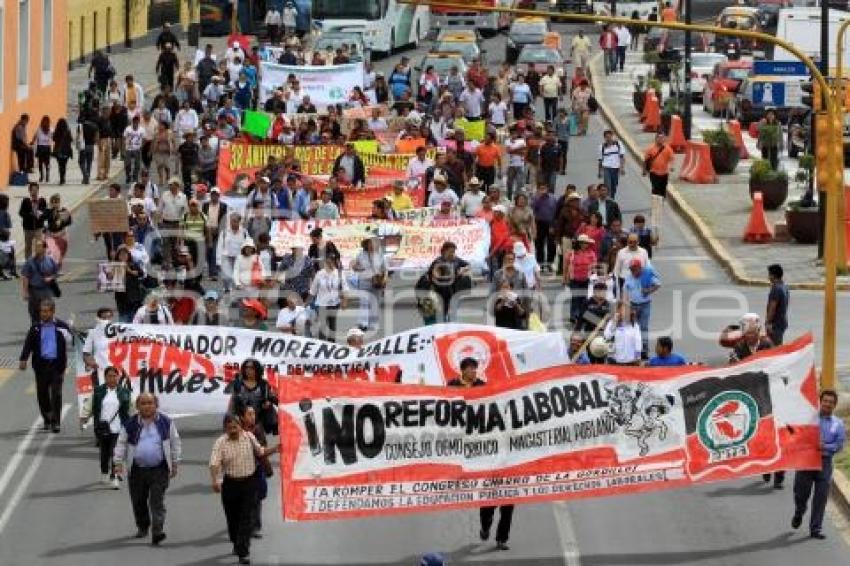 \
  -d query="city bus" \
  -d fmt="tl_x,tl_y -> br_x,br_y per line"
593,0 -> 657,18
312,0 -> 430,55
430,0 -> 516,36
